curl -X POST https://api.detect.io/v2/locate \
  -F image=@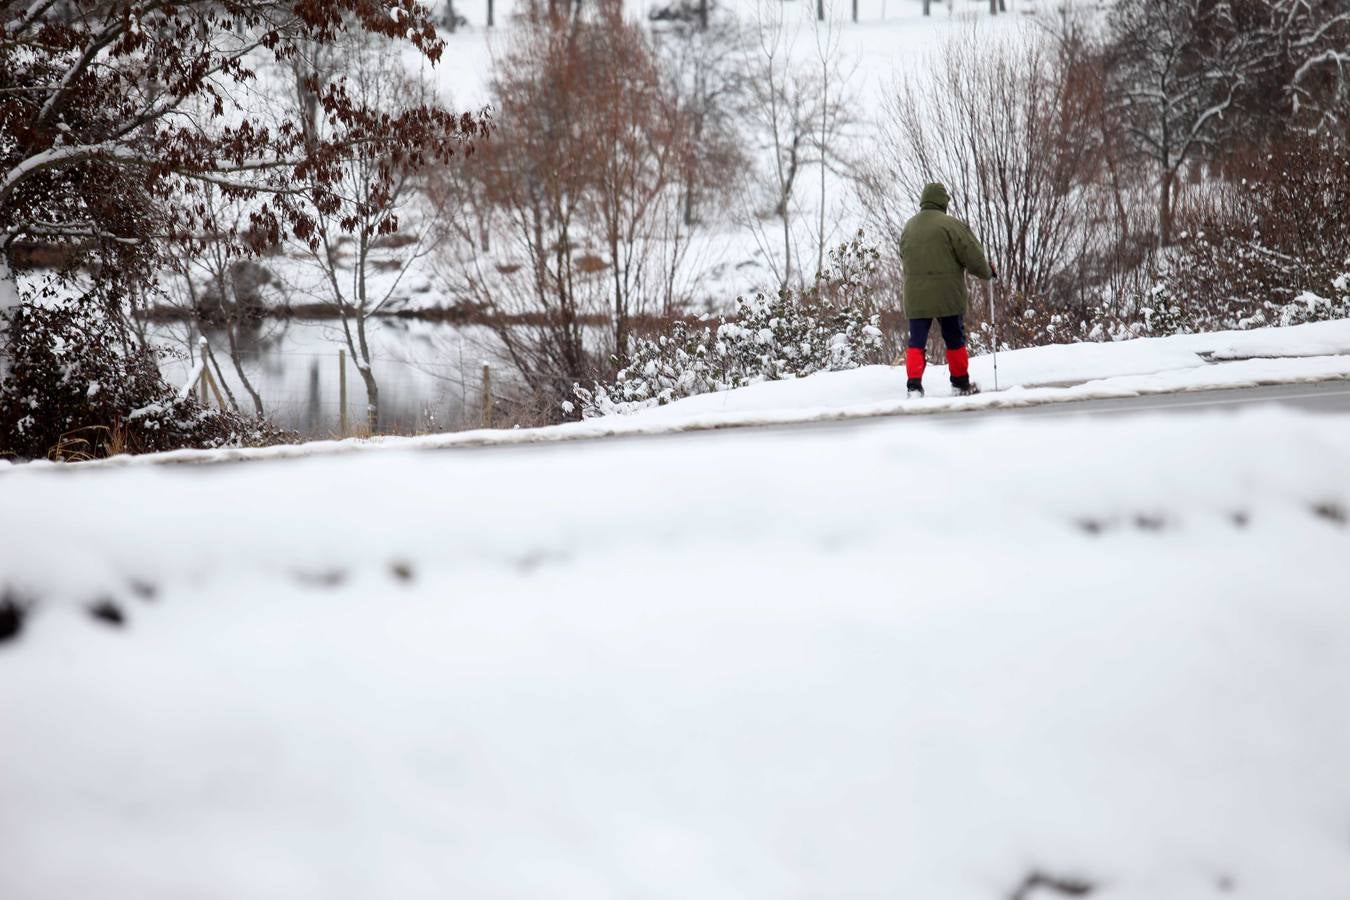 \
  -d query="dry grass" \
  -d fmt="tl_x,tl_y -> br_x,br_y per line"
46,420 -> 130,462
